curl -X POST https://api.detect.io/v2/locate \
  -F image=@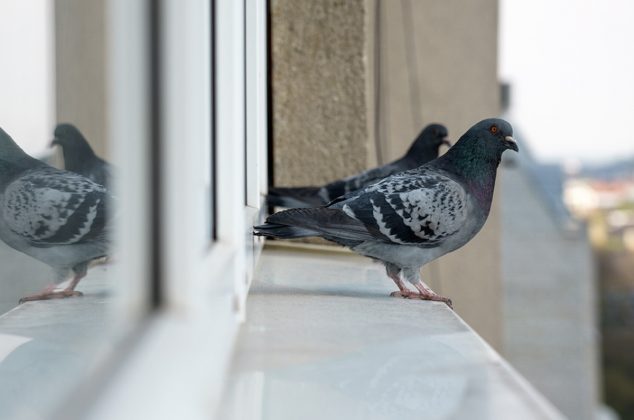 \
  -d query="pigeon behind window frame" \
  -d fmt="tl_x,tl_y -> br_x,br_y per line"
254,118 -> 519,307
267,123 -> 450,208
0,127 -> 112,302
52,123 -> 112,188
